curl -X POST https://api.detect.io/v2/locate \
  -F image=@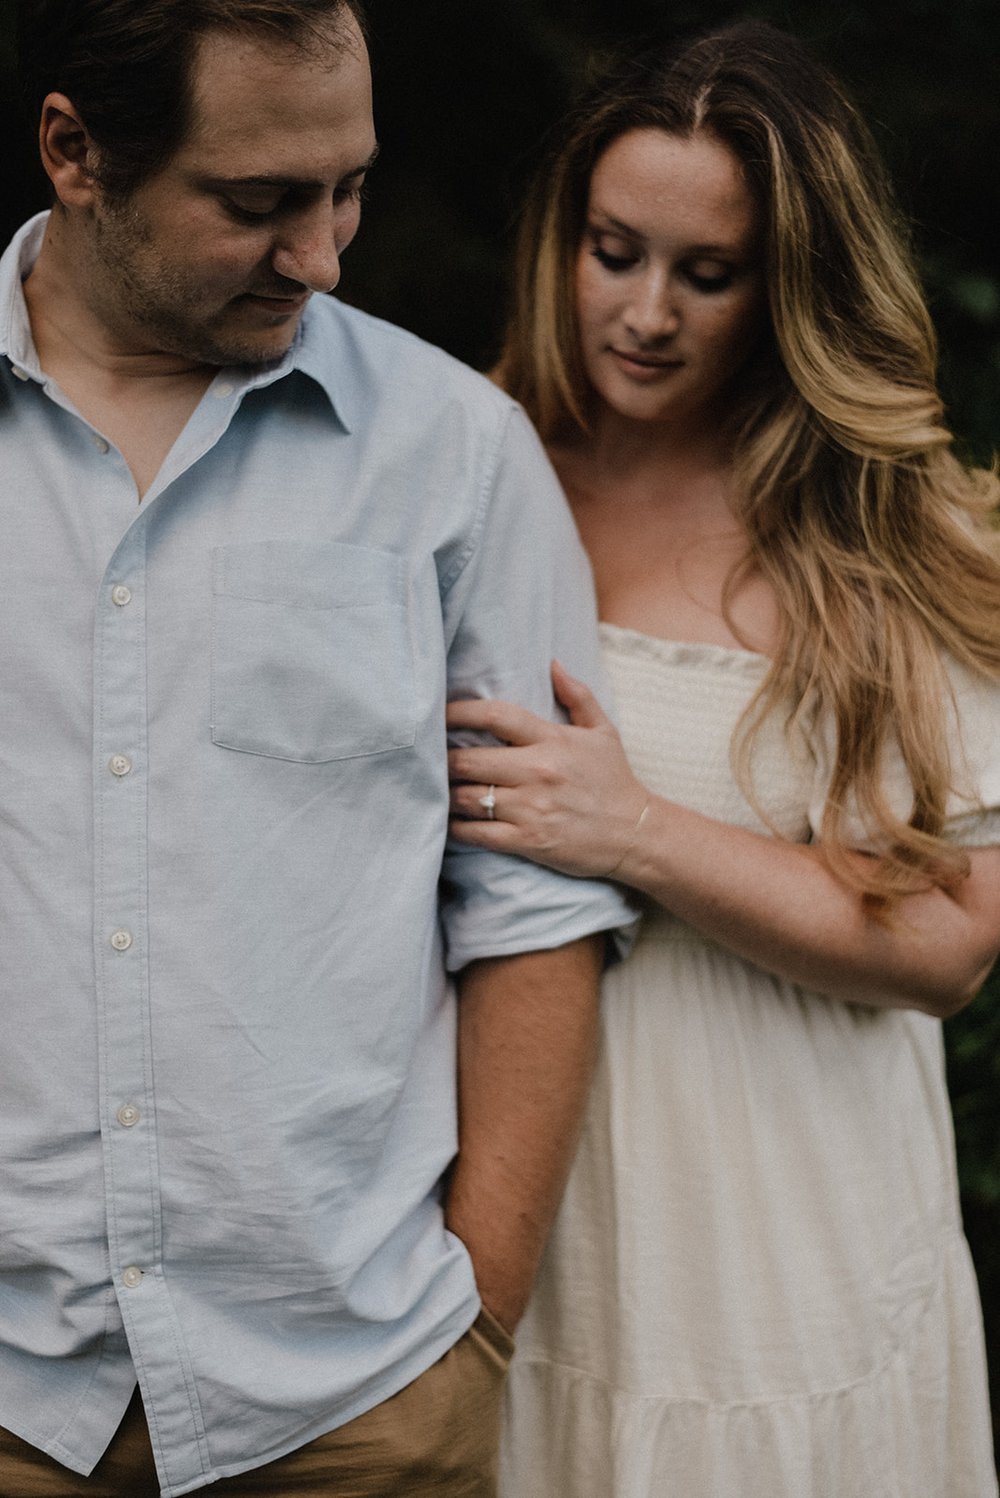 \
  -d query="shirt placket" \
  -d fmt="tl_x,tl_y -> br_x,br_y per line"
92,520 -> 211,1494
94,524 -> 157,1298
